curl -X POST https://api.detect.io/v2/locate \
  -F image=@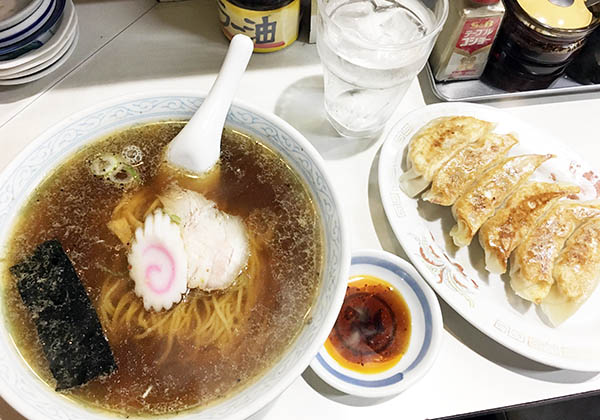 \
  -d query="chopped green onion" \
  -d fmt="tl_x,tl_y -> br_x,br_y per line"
169,214 -> 182,225
90,154 -> 120,177
123,164 -> 140,180
122,145 -> 143,166
108,164 -> 135,185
